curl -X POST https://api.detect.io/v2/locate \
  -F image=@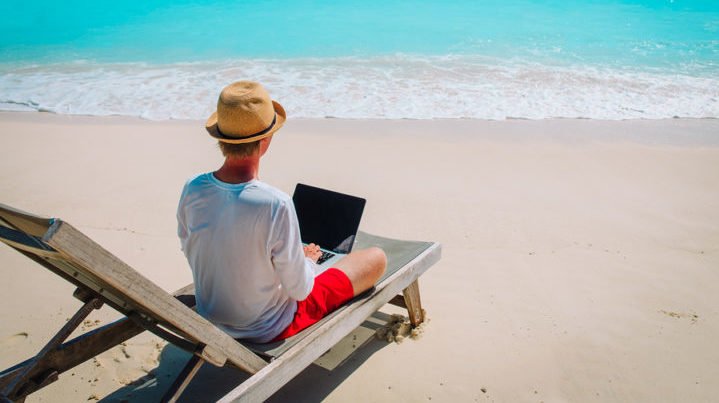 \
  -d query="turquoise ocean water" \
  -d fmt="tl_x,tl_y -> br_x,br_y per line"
0,0 -> 717,120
